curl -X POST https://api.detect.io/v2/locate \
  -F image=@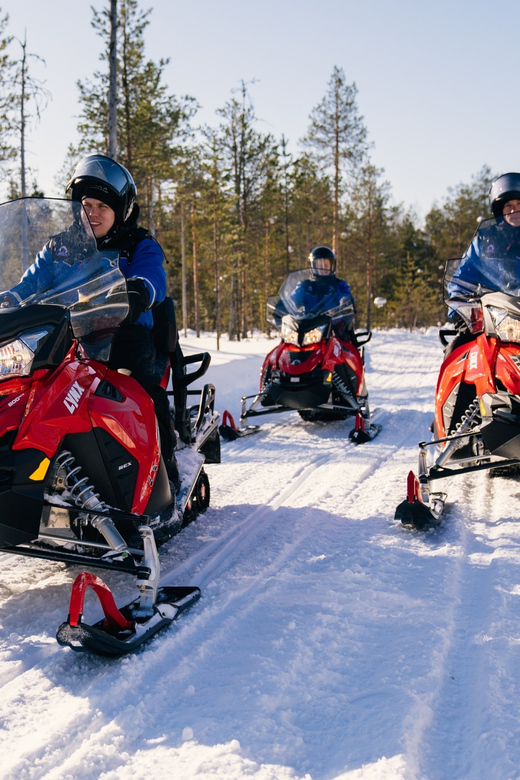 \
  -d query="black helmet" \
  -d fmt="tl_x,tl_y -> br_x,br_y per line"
308,246 -> 336,277
66,154 -> 137,227
490,172 -> 520,218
